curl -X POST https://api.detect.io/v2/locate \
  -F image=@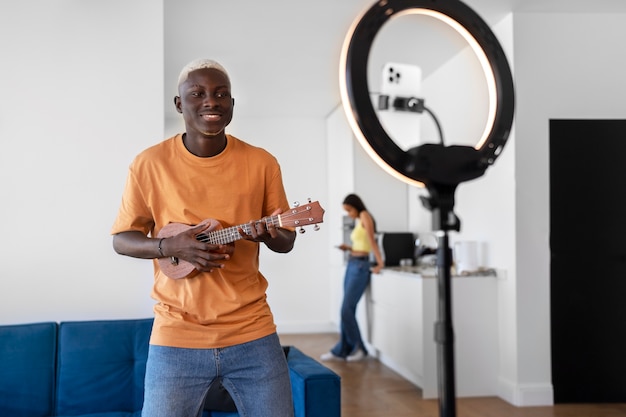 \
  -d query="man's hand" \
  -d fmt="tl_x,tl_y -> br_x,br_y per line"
161,222 -> 233,273
238,209 -> 296,253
